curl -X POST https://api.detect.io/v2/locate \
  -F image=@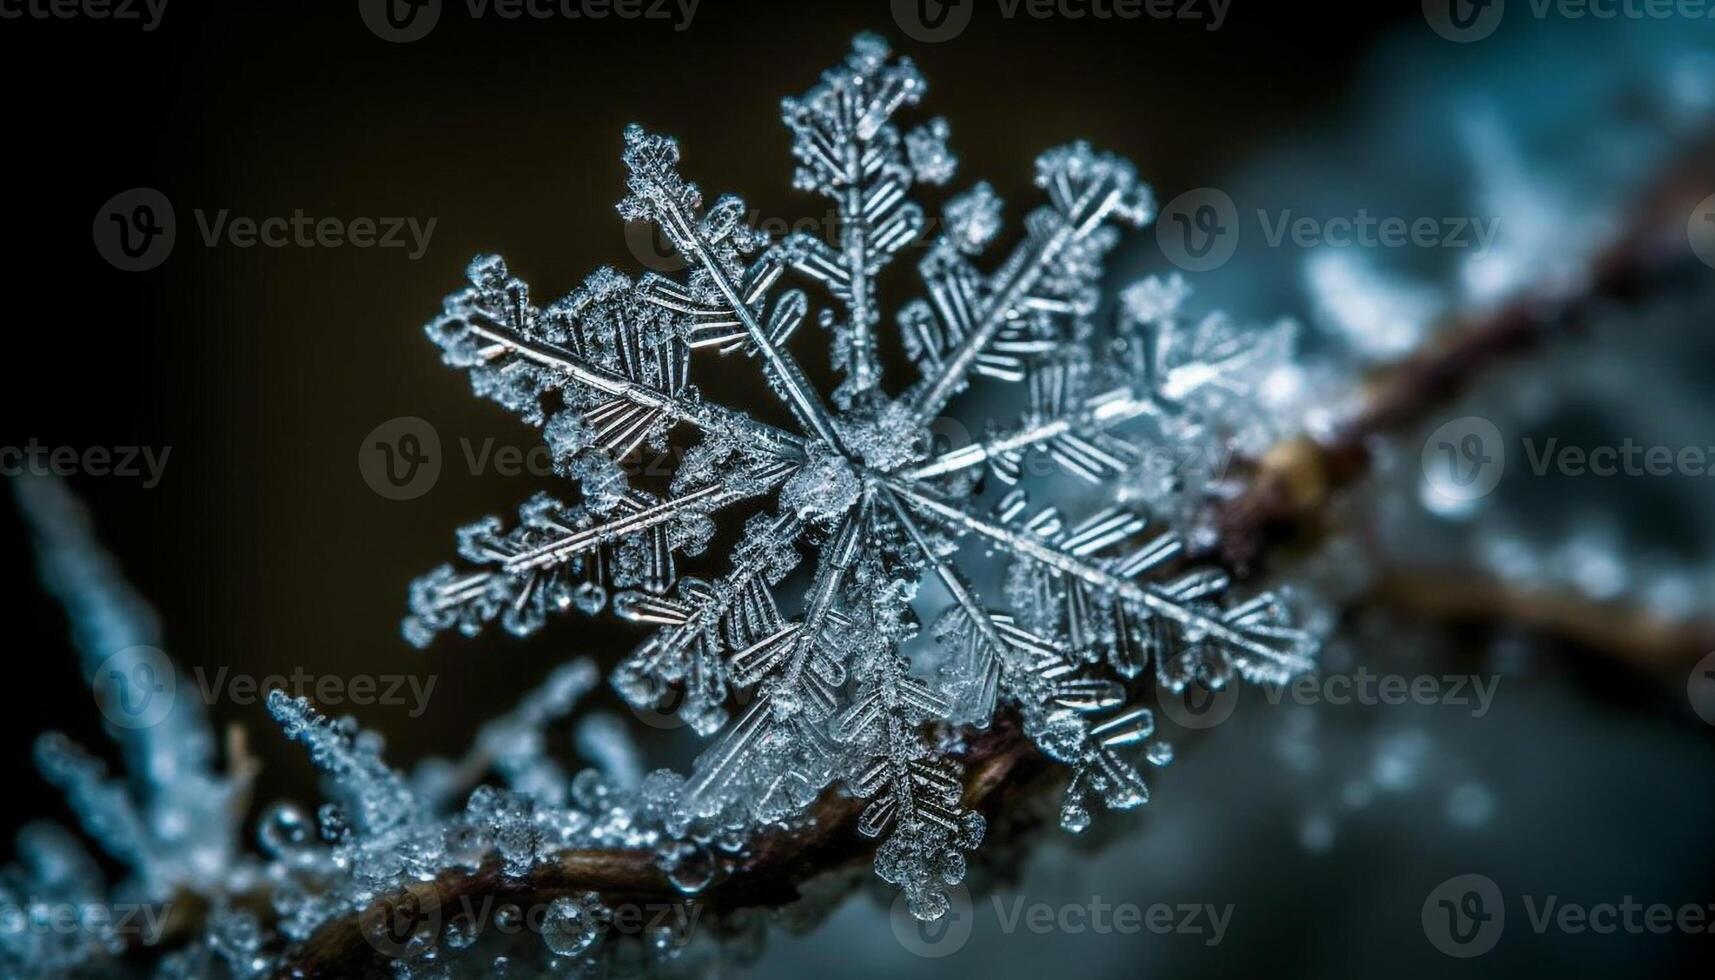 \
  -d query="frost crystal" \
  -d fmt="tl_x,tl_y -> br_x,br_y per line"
4,33 -> 1323,977
406,33 -> 1318,920
0,34 -> 1323,979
